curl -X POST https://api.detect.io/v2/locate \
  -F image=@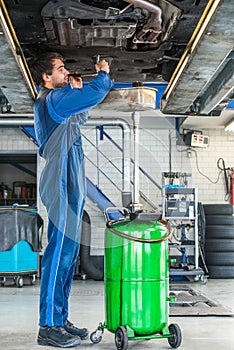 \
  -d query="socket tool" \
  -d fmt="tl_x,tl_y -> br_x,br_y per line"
67,72 -> 97,78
